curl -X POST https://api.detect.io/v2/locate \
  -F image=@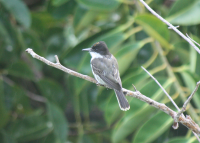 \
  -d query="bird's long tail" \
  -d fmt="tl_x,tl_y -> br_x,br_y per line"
114,90 -> 130,111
